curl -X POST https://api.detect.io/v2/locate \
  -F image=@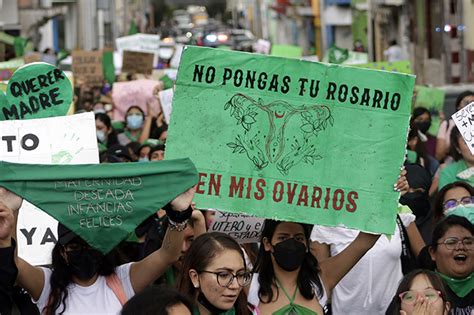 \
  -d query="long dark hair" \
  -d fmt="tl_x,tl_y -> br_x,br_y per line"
449,127 -> 464,162
95,113 -> 119,147
454,90 -> 474,111
121,284 -> 194,315
44,241 -> 117,315
177,232 -> 249,315
253,220 -> 323,304
433,181 -> 474,225
390,269 -> 450,315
